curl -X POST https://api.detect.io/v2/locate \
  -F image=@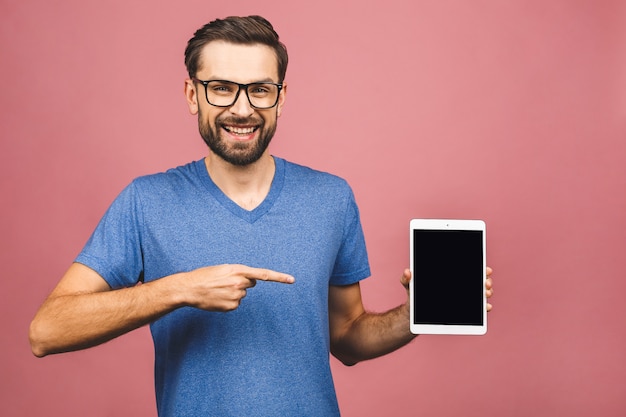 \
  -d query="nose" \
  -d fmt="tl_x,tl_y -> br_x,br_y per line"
228,88 -> 254,117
